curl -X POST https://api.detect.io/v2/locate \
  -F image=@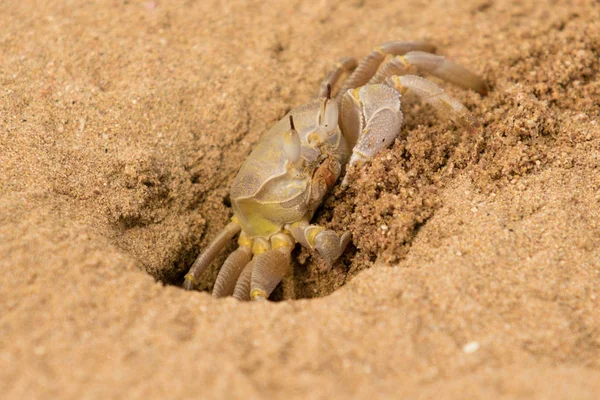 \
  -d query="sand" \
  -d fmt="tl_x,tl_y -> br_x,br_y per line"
1,0 -> 599,398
